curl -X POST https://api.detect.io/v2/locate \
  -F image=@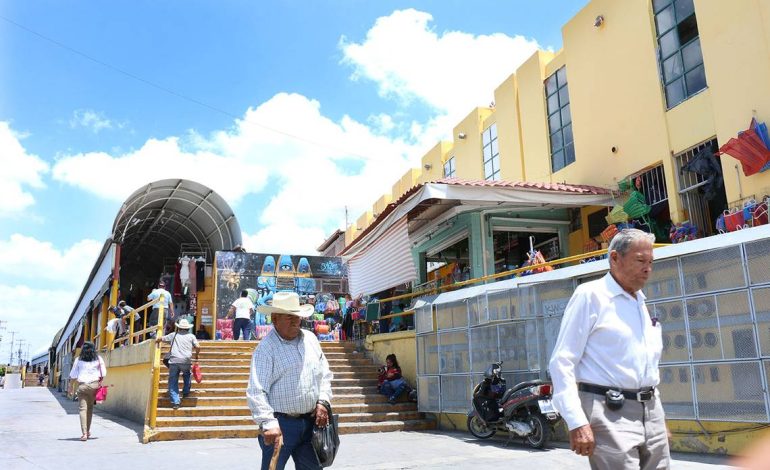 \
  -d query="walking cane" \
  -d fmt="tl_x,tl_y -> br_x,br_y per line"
269,435 -> 283,470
